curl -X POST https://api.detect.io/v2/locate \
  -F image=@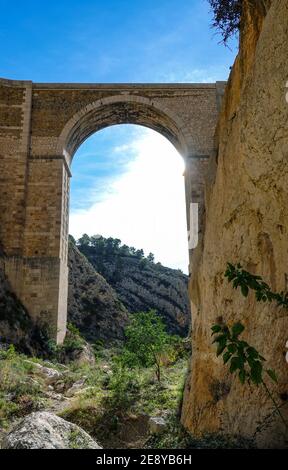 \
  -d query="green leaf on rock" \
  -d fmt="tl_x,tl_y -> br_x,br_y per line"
239,369 -> 246,384
211,325 -> 222,335
266,369 -> 278,383
241,284 -> 249,297
223,351 -> 232,364
230,356 -> 242,373
250,361 -> 263,385
232,322 -> 245,338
